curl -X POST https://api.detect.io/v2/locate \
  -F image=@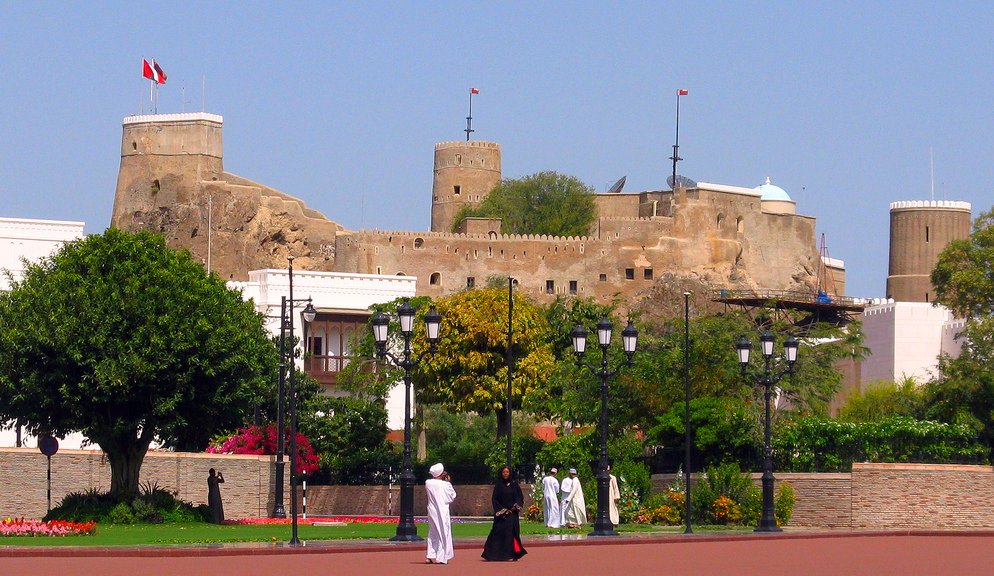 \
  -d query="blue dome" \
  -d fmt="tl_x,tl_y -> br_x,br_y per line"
755,176 -> 792,201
